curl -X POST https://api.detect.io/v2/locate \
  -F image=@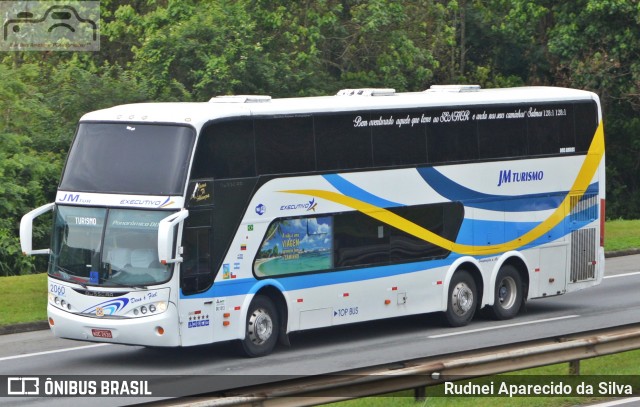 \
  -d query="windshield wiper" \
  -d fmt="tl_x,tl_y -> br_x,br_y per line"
55,266 -> 87,288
